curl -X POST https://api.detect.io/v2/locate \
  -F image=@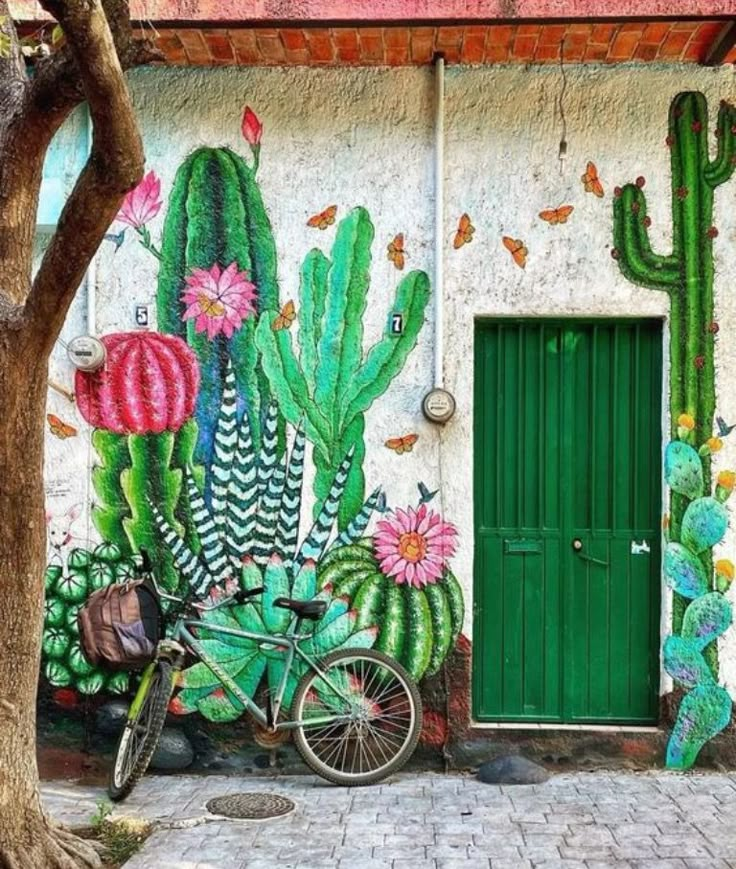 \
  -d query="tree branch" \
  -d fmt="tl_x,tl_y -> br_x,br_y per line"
28,0 -> 159,123
0,1 -> 27,111
25,0 -> 145,351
